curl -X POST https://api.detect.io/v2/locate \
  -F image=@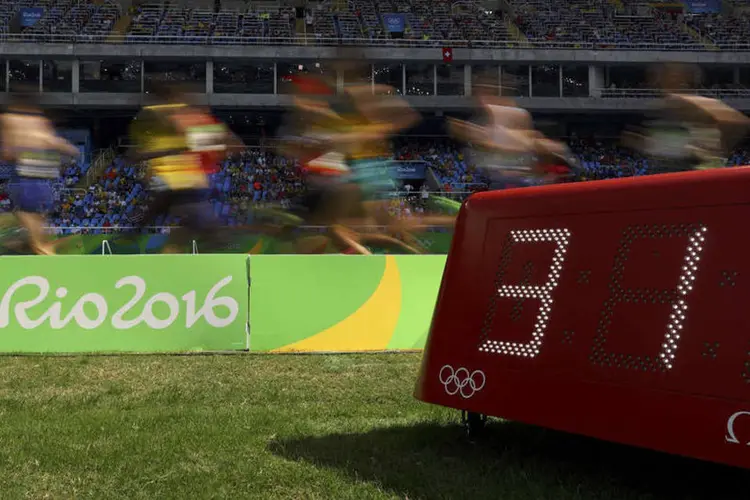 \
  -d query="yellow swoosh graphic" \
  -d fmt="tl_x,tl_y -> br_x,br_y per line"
272,255 -> 402,352
248,239 -> 264,254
